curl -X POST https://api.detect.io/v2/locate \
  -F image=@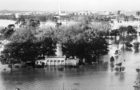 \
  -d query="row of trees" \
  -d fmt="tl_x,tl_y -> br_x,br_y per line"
0,14 -> 16,20
110,25 -> 137,37
0,18 -> 109,66
1,24 -> 56,65
55,24 -> 109,63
